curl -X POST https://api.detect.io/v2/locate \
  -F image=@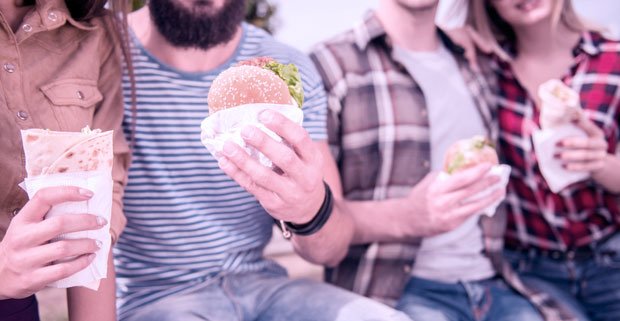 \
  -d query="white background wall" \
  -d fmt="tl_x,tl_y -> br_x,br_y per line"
271,0 -> 620,52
